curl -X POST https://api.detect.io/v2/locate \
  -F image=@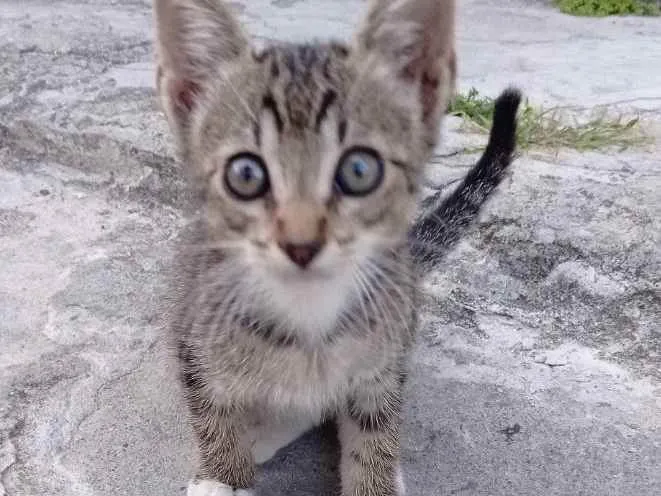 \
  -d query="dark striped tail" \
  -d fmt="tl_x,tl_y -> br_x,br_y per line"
410,88 -> 522,268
